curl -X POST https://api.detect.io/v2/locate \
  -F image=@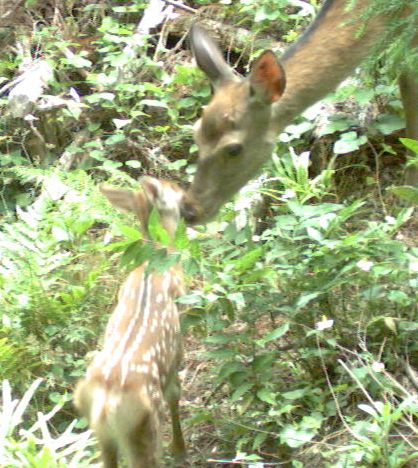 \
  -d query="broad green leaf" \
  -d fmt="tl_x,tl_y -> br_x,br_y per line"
257,323 -> 289,346
226,292 -> 245,309
252,431 -> 268,450
85,92 -> 115,103
205,348 -> 237,359
120,242 -> 153,270
280,425 -> 315,448
174,220 -> 189,249
218,362 -> 246,380
296,291 -> 321,309
125,160 -> 141,168
148,209 -> 170,246
306,226 -> 322,242
64,54 -> 92,68
105,134 -> 126,145
334,131 -> 367,154
282,388 -> 306,400
102,160 -> 123,170
231,382 -> 253,402
389,186 -> 418,204
147,251 -> 180,274
140,99 -> 168,109
383,317 -> 398,334
176,293 -> 203,306
371,114 -> 404,135
400,137 -> 418,154
232,247 -> 264,273
205,334 -> 238,345
317,115 -> 356,137
257,388 -> 276,405
119,225 -> 142,241
358,403 -> 378,417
